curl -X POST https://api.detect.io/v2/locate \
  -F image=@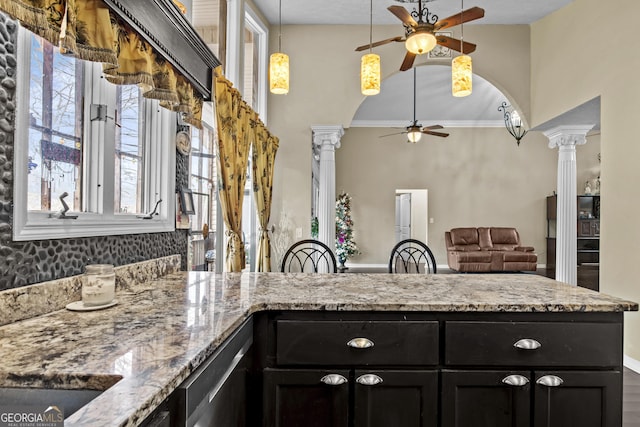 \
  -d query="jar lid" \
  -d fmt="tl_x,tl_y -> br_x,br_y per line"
85,264 -> 115,274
